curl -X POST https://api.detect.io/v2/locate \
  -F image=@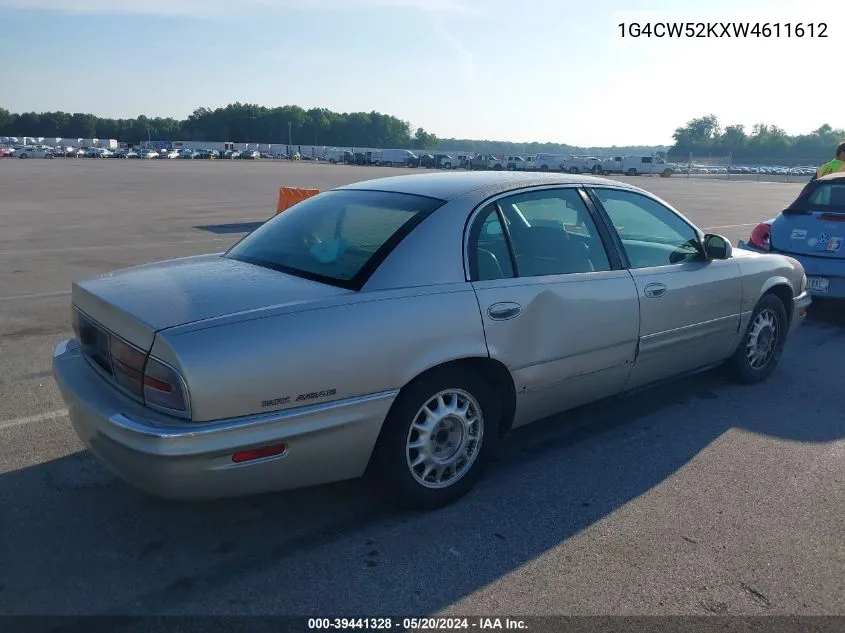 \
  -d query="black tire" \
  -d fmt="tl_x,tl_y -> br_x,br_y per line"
723,293 -> 788,384
370,366 -> 501,510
